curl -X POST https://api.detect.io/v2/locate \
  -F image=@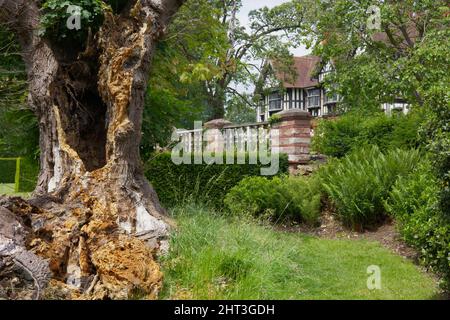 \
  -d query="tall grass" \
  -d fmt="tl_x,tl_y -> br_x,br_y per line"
159,204 -> 438,300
